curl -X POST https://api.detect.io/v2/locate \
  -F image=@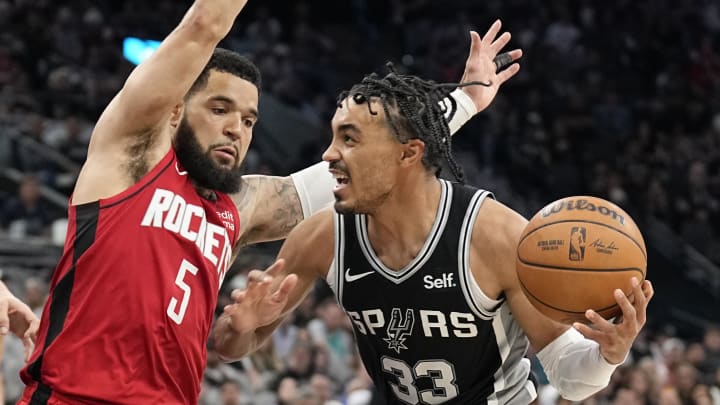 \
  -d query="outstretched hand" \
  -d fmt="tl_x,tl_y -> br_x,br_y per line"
223,259 -> 298,334
460,19 -> 523,113
0,282 -> 39,362
573,277 -> 654,365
